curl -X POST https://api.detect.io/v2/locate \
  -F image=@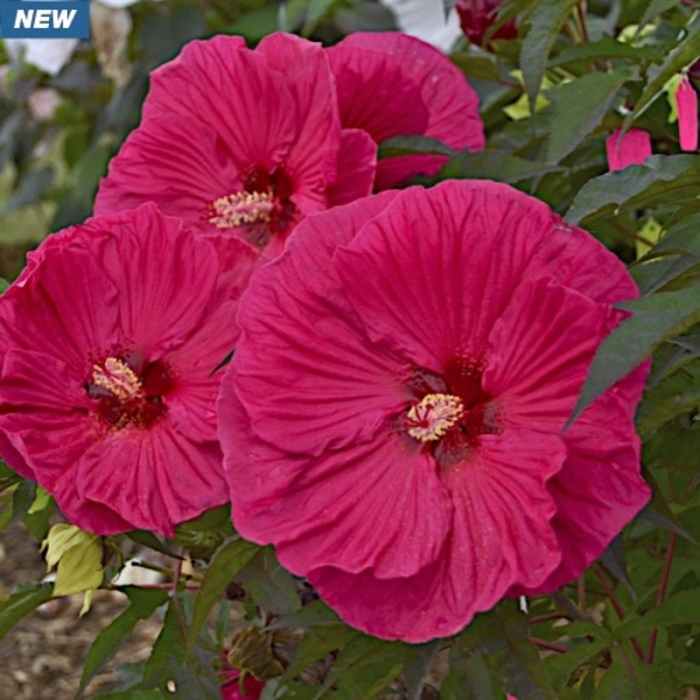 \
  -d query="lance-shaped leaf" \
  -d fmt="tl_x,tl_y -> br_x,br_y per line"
186,537 -> 259,655
547,67 -> 638,163
378,135 -> 456,159
439,149 -> 562,183
568,281 -> 700,425
519,0 -> 578,112
565,155 -> 700,225
0,582 -> 53,641
78,587 -> 170,696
